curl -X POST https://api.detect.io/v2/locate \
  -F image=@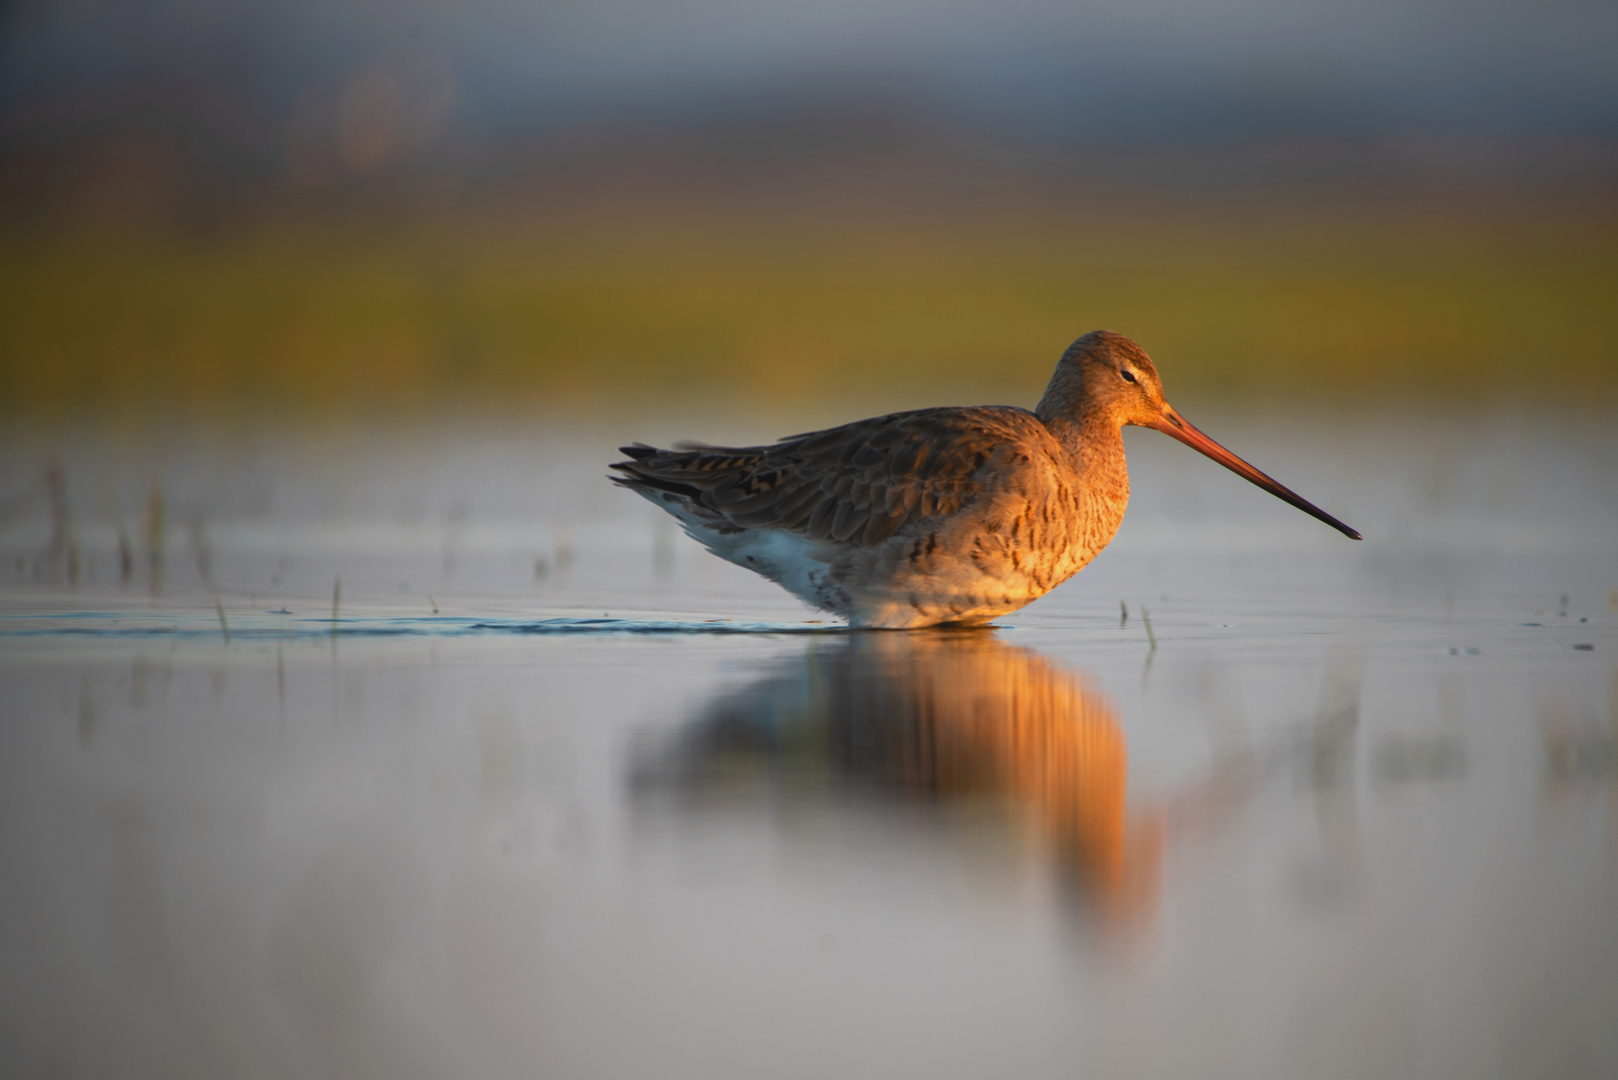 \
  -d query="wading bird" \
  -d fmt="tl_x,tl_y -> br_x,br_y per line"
611,331 -> 1359,628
